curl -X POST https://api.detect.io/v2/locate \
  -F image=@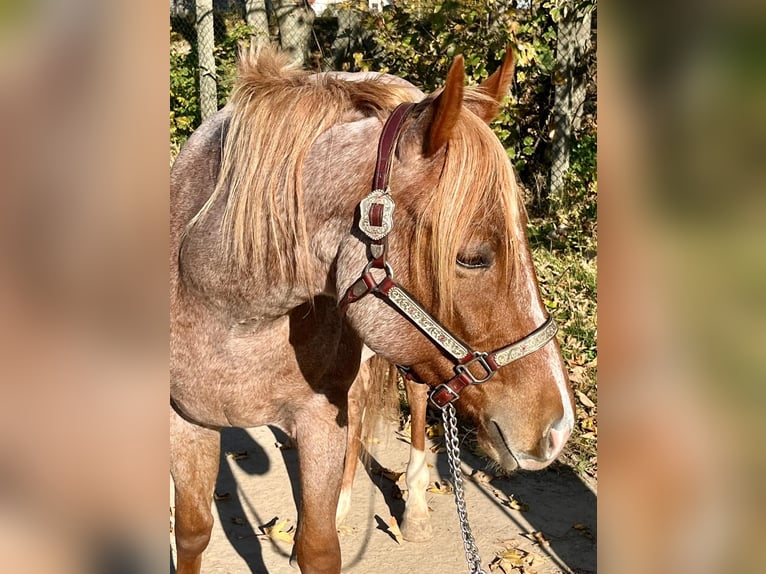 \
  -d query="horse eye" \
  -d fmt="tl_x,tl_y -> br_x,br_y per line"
456,250 -> 494,270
